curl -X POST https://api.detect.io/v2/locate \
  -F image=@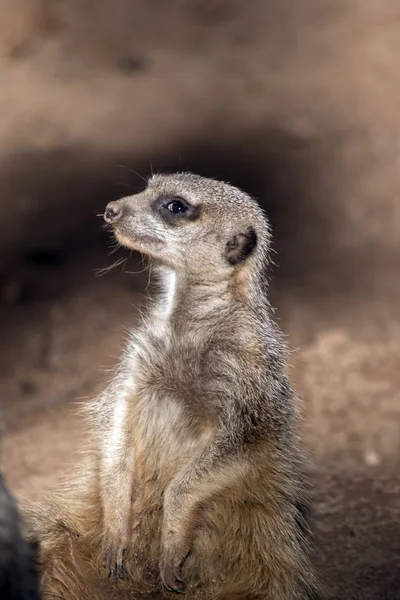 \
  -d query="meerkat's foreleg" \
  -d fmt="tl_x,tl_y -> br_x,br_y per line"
159,425 -> 244,593
98,390 -> 135,580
